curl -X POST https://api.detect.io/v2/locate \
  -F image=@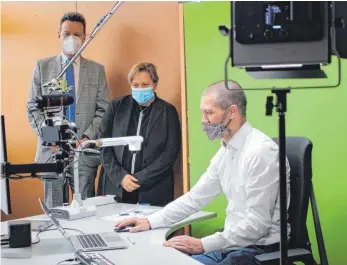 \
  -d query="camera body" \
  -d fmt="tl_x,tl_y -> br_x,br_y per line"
41,117 -> 77,146
31,93 -> 78,164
